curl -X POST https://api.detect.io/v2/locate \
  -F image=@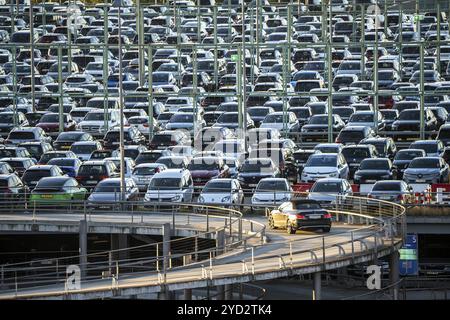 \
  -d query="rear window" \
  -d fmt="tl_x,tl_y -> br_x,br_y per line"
9,132 -> 35,140
78,165 -> 106,175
